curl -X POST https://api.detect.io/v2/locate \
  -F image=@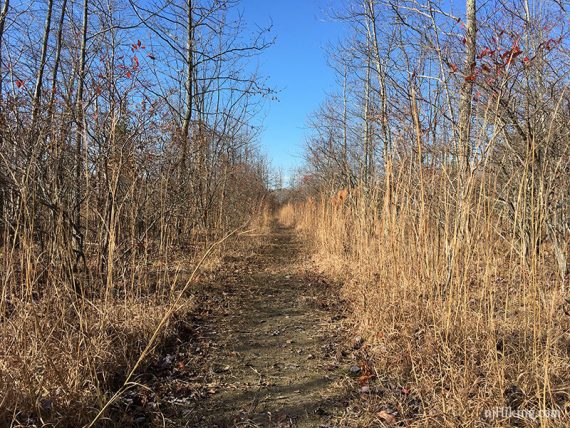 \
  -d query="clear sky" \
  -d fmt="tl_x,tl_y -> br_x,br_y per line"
240,0 -> 346,182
